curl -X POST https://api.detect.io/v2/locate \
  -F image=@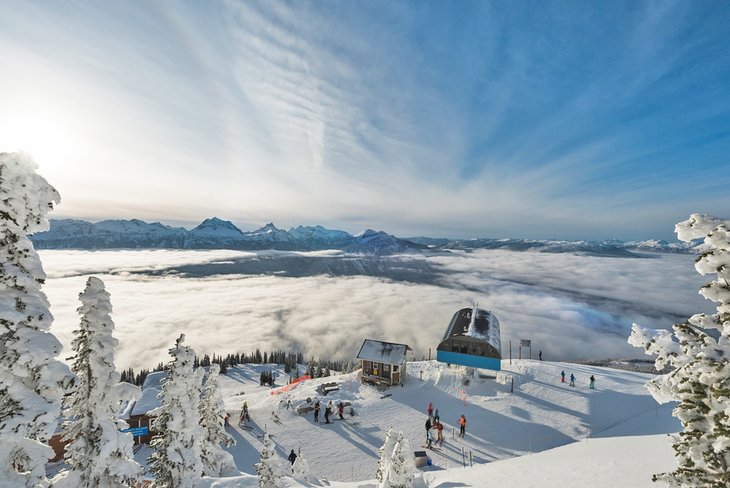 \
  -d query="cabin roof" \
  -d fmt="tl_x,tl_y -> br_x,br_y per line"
357,339 -> 410,364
